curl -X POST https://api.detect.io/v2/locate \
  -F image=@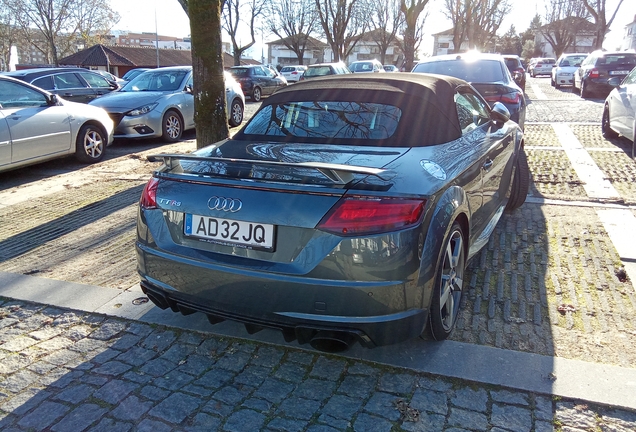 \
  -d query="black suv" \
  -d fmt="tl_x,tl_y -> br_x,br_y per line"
574,50 -> 636,98
3,68 -> 119,103
229,65 -> 287,102
502,55 -> 526,91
